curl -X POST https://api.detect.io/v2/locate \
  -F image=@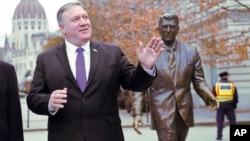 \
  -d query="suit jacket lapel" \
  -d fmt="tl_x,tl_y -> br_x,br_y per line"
174,40 -> 182,87
55,42 -> 79,88
84,41 -> 101,95
175,40 -> 190,87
